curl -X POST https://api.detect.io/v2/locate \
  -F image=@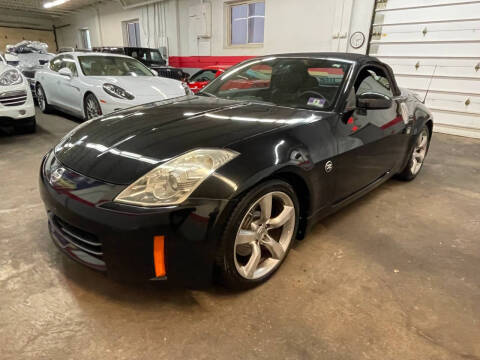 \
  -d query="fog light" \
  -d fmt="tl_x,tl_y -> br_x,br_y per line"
19,110 -> 26,115
153,235 -> 166,277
